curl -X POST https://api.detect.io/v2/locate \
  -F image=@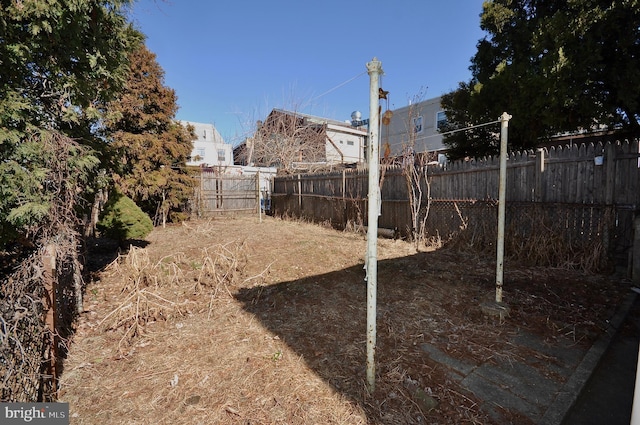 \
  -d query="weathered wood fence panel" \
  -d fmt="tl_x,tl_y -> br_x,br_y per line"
423,140 -> 639,205
272,168 -> 413,232
272,139 -> 639,269
195,171 -> 259,216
